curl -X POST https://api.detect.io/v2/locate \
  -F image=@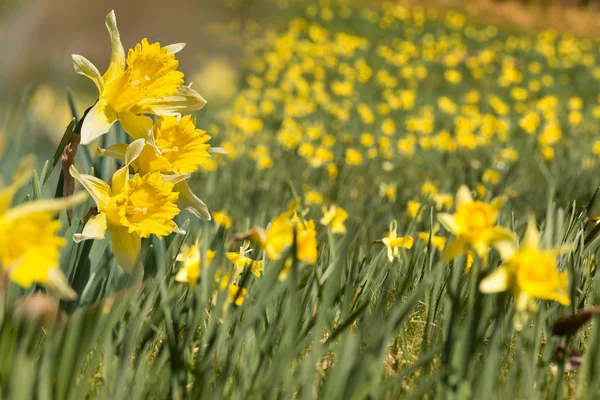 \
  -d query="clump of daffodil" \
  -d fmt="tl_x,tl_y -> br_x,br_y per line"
378,220 -> 414,262
320,204 -> 348,234
98,116 -> 212,220
437,185 -> 515,262
226,242 -> 263,277
175,240 -> 215,289
70,140 -> 182,273
72,11 -> 206,144
0,156 -> 87,299
480,217 -> 571,330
